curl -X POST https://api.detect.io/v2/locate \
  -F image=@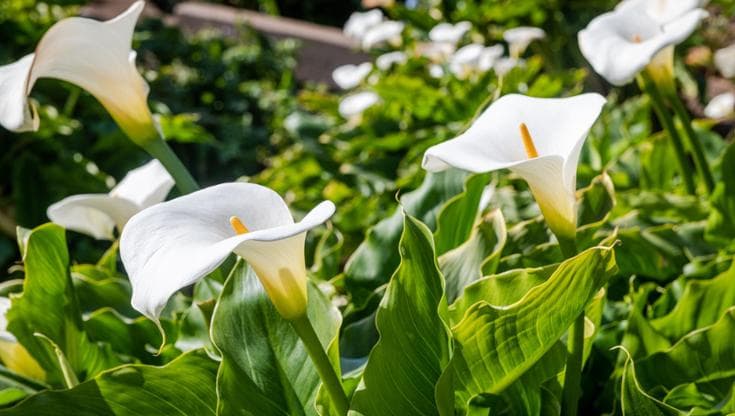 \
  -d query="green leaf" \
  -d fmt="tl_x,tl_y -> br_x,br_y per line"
440,209 -> 507,303
0,350 -> 218,416
706,142 -> 735,247
344,169 -> 468,294
433,173 -> 490,256
650,261 -> 735,342
6,224 -> 120,385
441,245 -> 617,413
211,261 -> 342,416
636,307 -> 735,400
351,215 -> 452,416
619,349 -> 681,416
